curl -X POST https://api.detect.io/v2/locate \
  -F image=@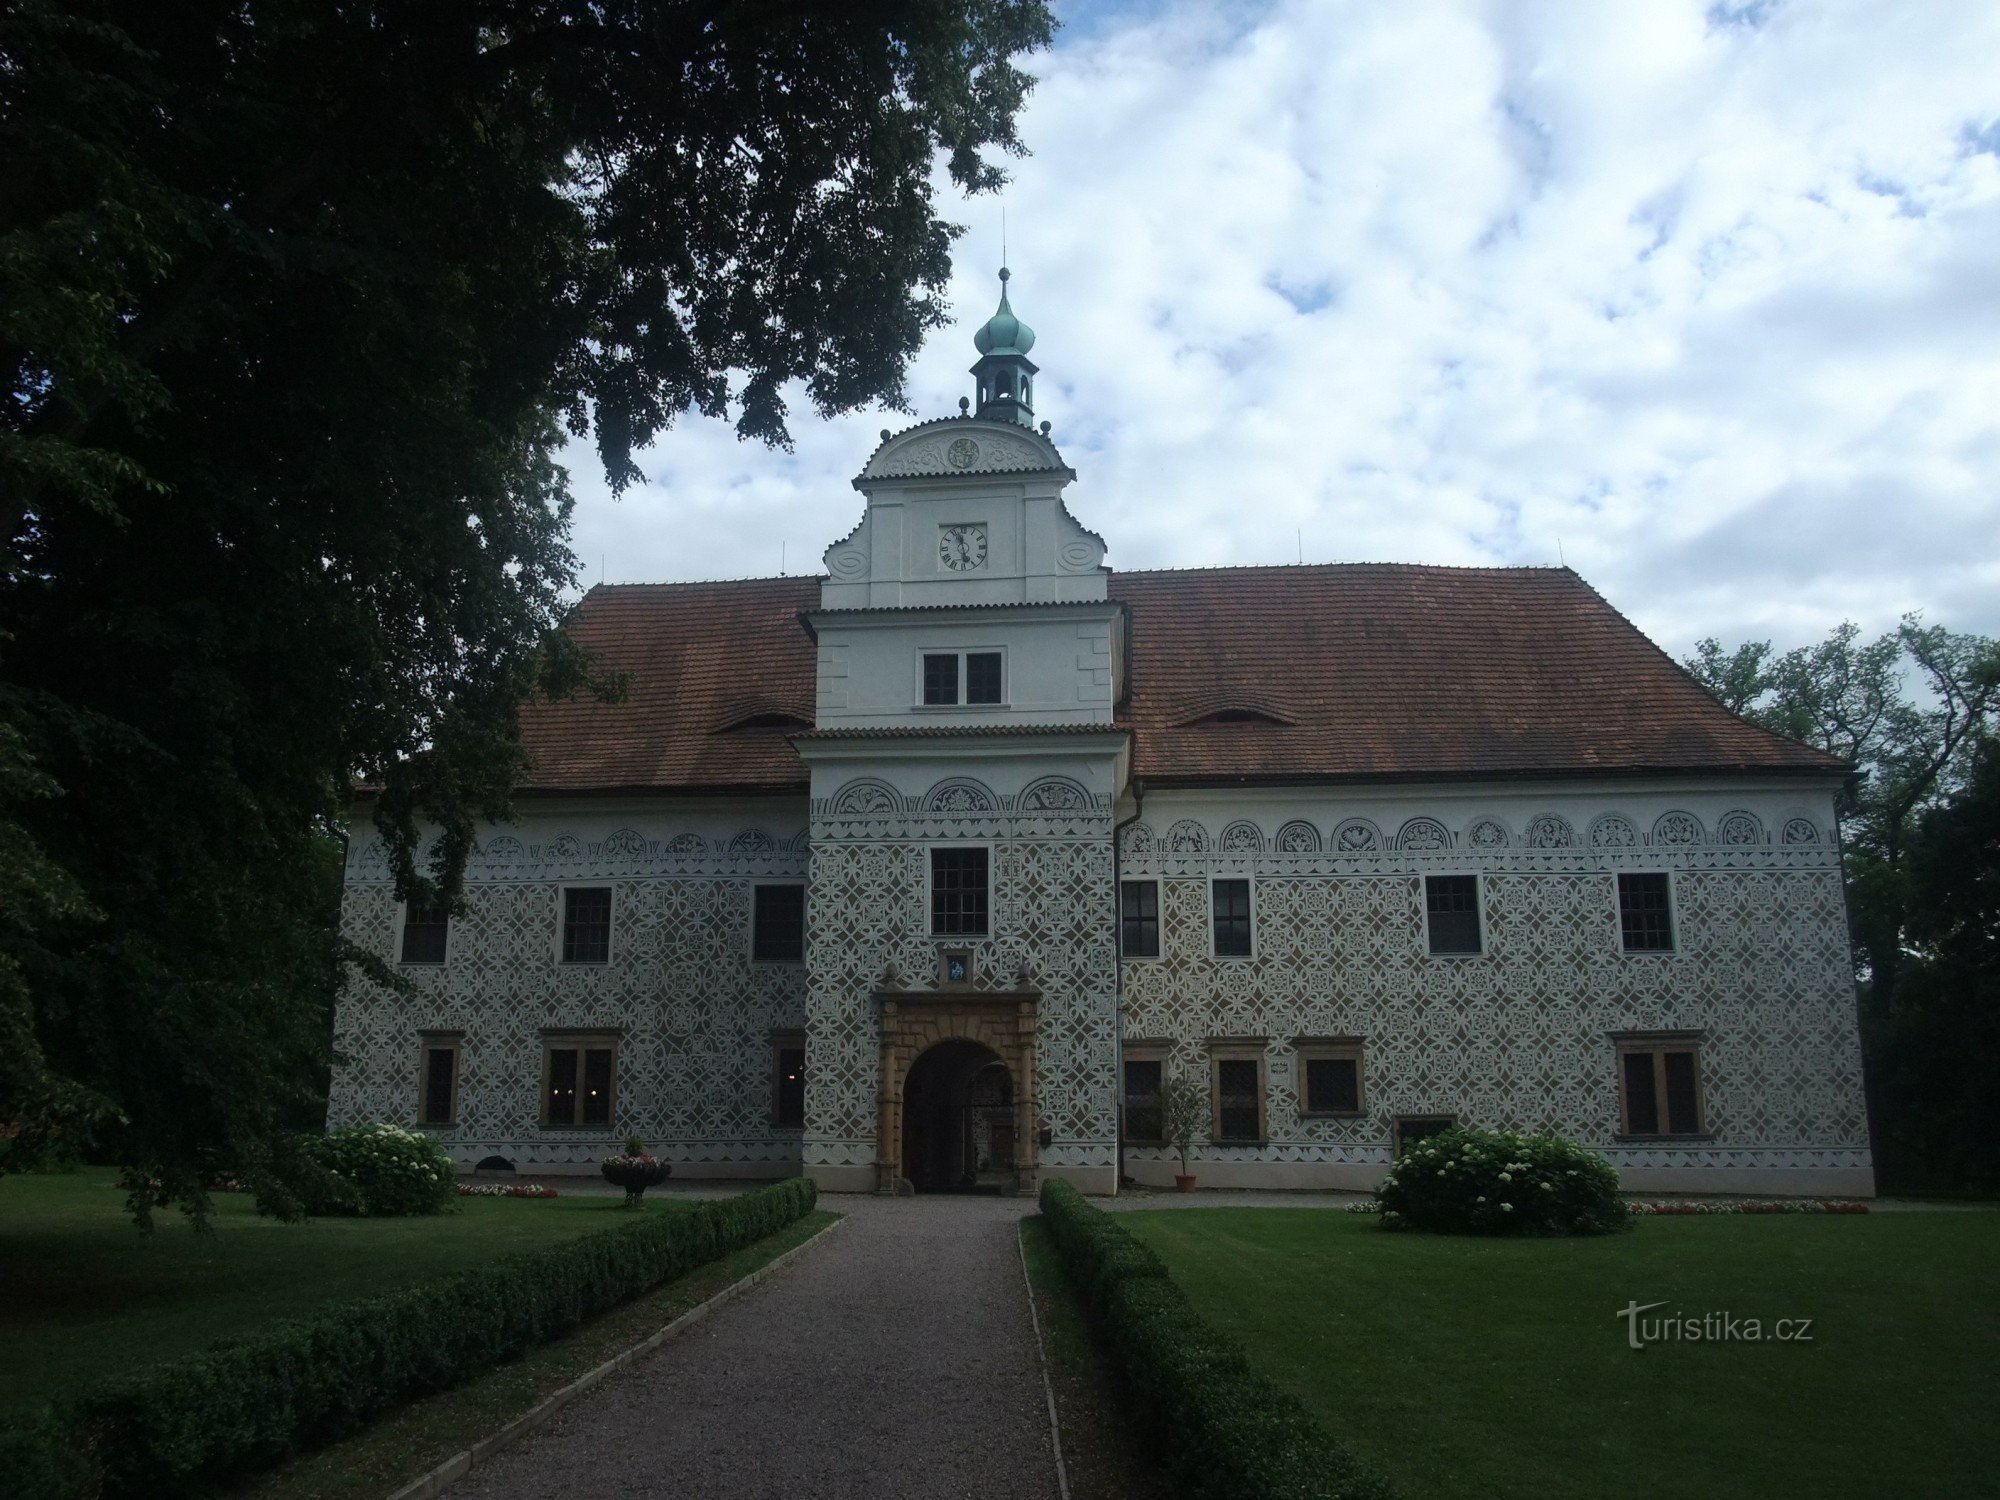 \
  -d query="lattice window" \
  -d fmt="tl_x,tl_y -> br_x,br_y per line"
1212,1053 -> 1264,1143
1618,1038 -> 1705,1137
965,652 -> 1003,705
1122,1056 -> 1164,1144
930,847 -> 990,936
1298,1041 -> 1364,1115
400,901 -> 449,965
1121,880 -> 1160,958
1211,879 -> 1252,957
1618,873 -> 1675,953
417,1036 -> 460,1126
922,653 -> 959,705
752,884 -> 806,962
1425,875 -> 1482,955
561,887 -> 612,964
543,1036 -> 616,1127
